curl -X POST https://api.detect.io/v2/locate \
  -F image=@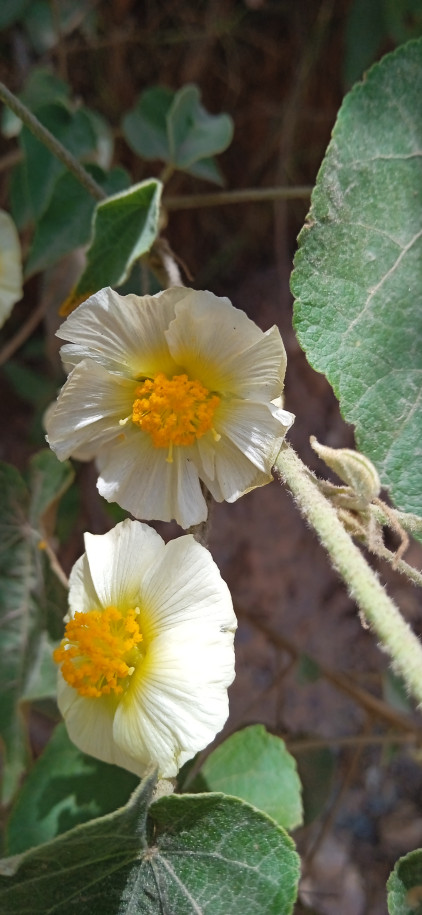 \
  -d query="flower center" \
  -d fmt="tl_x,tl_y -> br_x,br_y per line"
131,372 -> 220,455
53,605 -> 143,698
